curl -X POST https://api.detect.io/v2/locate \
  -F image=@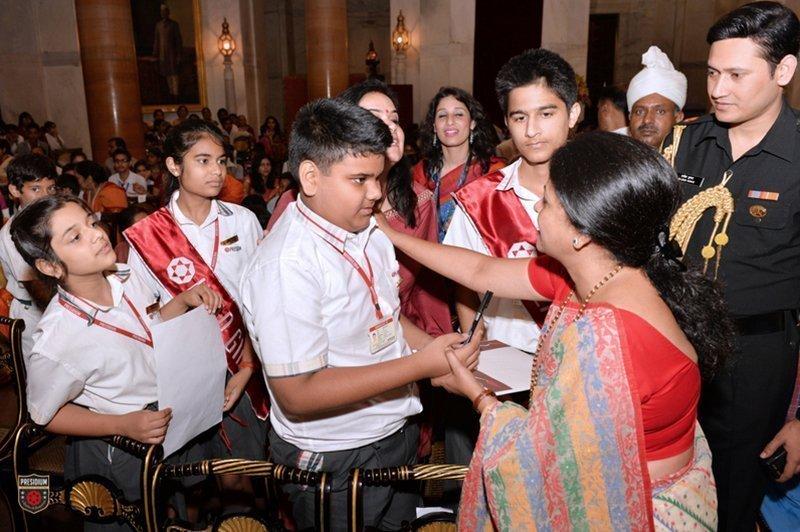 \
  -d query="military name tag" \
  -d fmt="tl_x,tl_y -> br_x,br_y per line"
369,317 -> 397,354
678,173 -> 705,187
